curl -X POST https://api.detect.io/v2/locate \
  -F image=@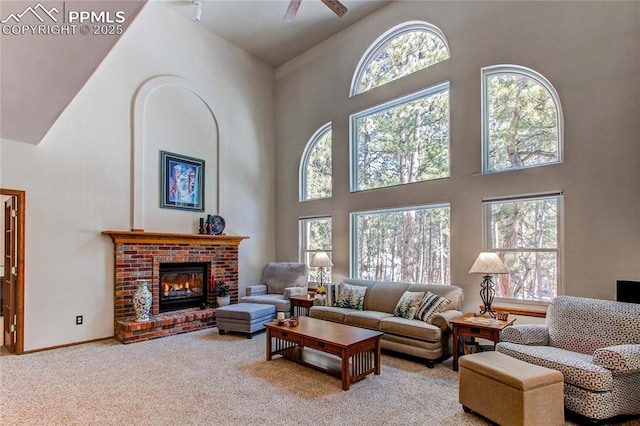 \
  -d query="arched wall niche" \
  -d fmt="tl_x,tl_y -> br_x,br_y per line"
132,76 -> 219,232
